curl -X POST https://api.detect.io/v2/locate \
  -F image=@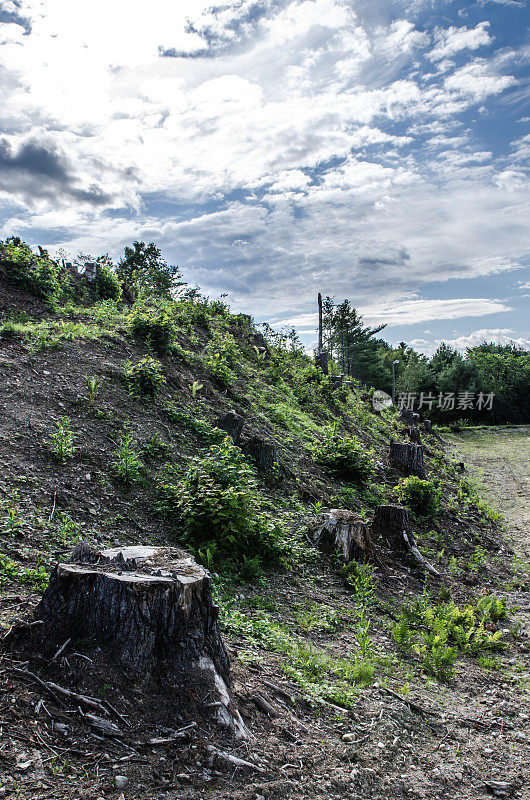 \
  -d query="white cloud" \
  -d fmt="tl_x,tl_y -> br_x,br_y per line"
413,328 -> 530,355
444,60 -> 517,102
274,297 -> 512,329
428,23 -> 492,62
